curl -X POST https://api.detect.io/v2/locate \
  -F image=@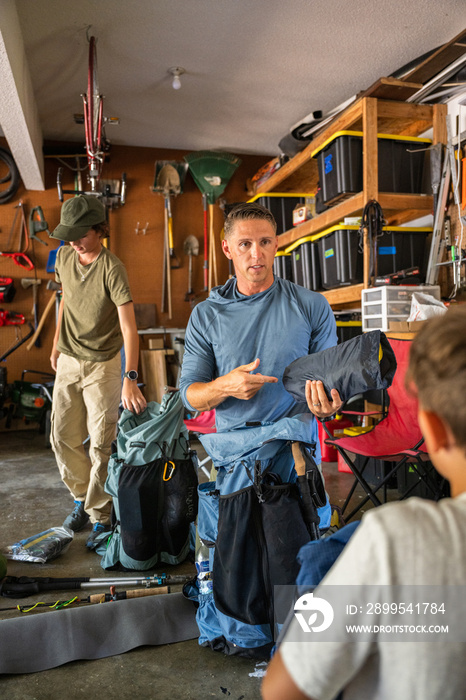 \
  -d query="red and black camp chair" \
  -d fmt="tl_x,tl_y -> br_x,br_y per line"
323,337 -> 449,522
184,409 -> 216,478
